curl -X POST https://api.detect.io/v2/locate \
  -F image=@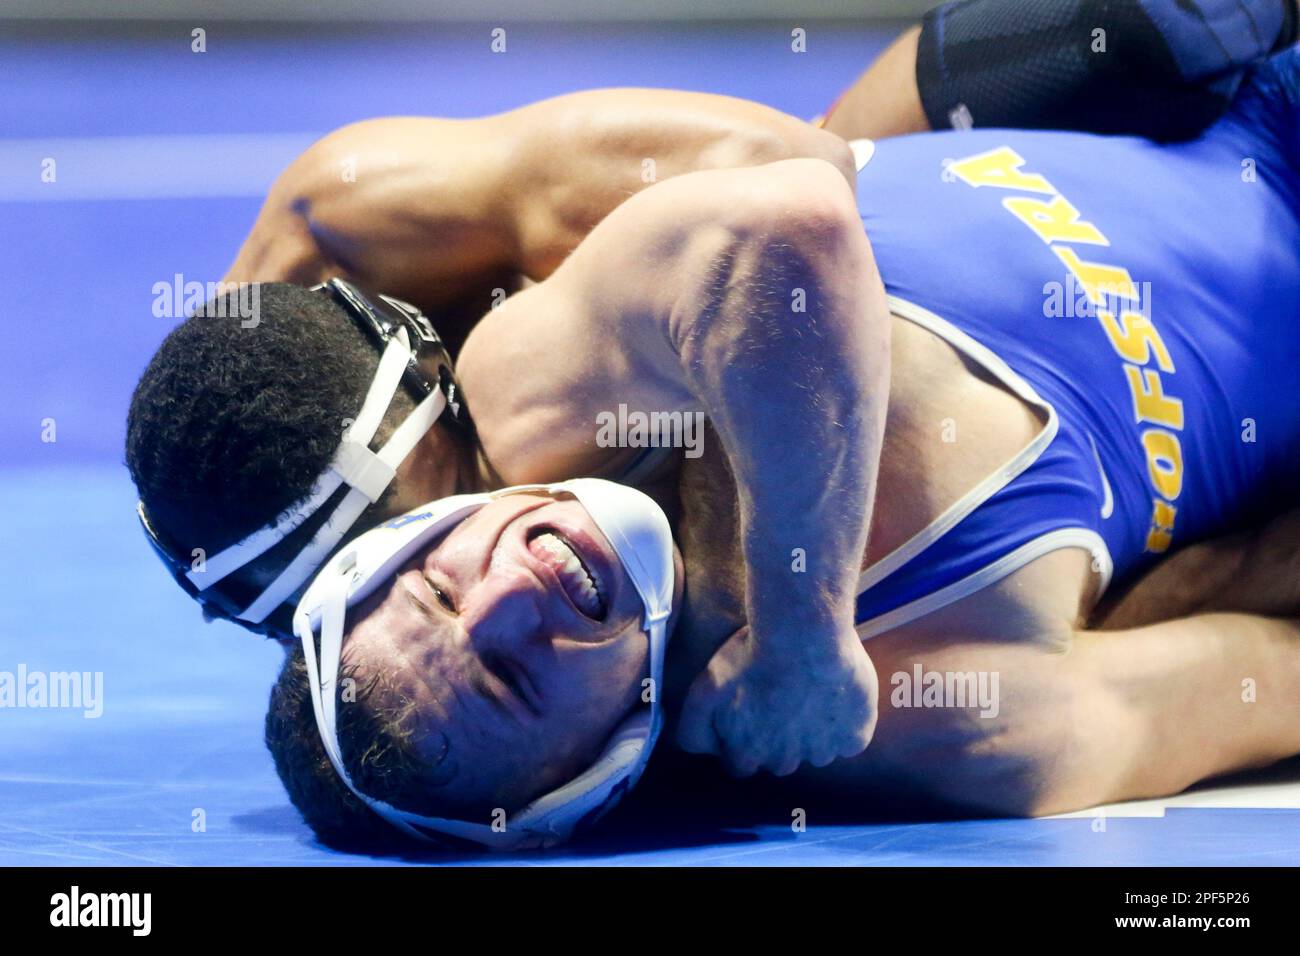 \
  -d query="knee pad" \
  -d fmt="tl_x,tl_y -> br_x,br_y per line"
916,0 -> 1299,141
